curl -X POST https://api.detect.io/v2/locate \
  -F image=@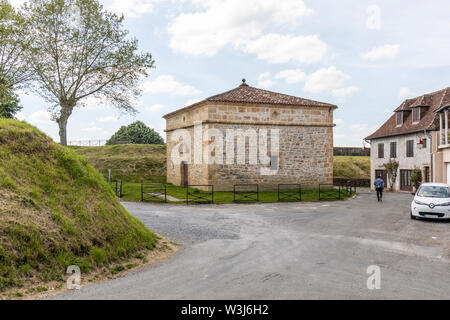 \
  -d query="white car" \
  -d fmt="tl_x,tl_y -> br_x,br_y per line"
411,183 -> 450,220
